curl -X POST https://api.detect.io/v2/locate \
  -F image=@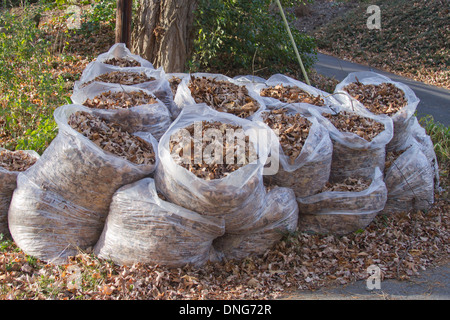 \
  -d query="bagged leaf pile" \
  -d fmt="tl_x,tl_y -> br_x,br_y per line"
71,82 -> 172,140
255,106 -> 333,198
84,43 -> 154,70
155,103 -> 270,233
334,72 -> 419,151
2,44 -> 440,267
174,73 -> 266,119
309,104 -> 393,182
213,185 -> 298,261
8,105 -> 158,264
383,138 -> 434,213
297,167 -> 387,235
0,148 -> 39,238
408,117 -> 440,189
94,178 -> 225,267
74,62 -> 179,120
251,74 -> 340,112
